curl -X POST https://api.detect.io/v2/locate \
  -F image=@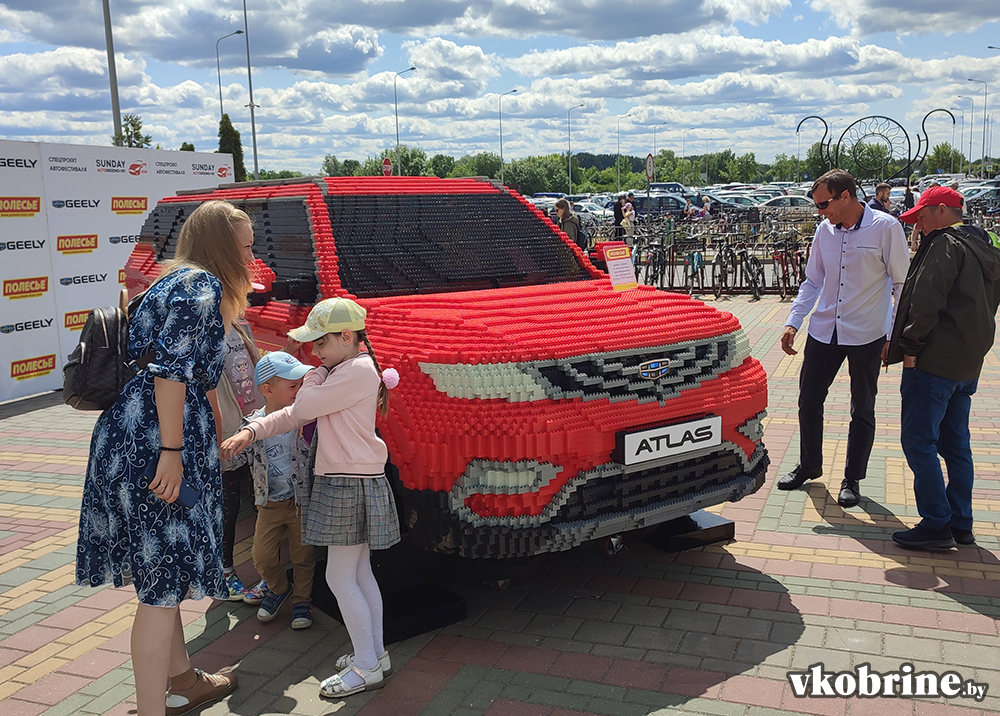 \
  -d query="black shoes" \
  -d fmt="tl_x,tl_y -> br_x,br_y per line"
837,479 -> 861,508
950,527 -> 975,545
892,525 -> 957,550
777,465 -> 823,490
